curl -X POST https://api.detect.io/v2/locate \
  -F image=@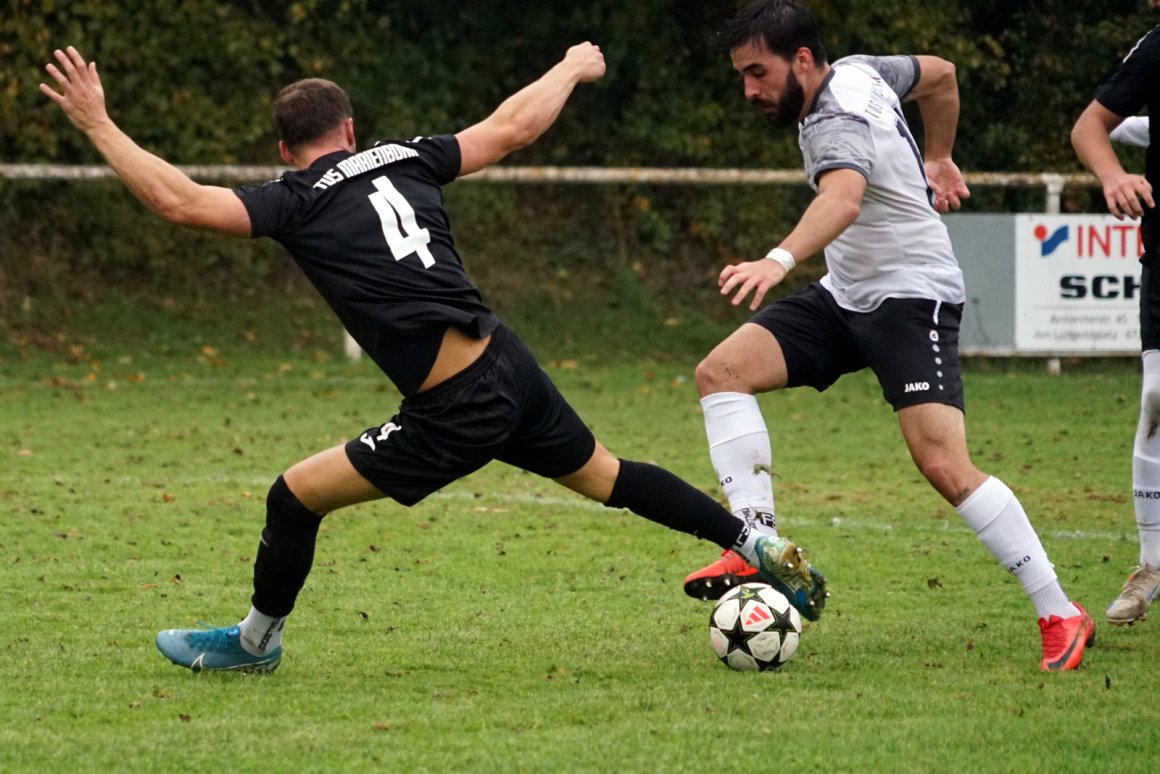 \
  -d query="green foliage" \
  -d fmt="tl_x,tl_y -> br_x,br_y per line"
0,179 -> 297,317
2,306 -> 1159,771
4,0 -> 399,162
9,0 -> 1157,168
3,1 -> 1158,315
0,175 -> 821,327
